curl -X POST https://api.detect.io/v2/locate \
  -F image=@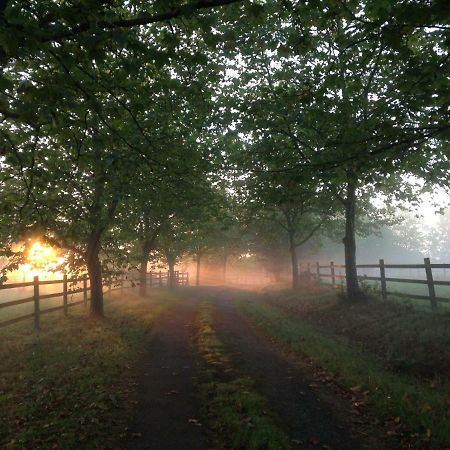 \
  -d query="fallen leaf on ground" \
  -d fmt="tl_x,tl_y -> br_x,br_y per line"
188,418 -> 202,426
165,390 -> 179,395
